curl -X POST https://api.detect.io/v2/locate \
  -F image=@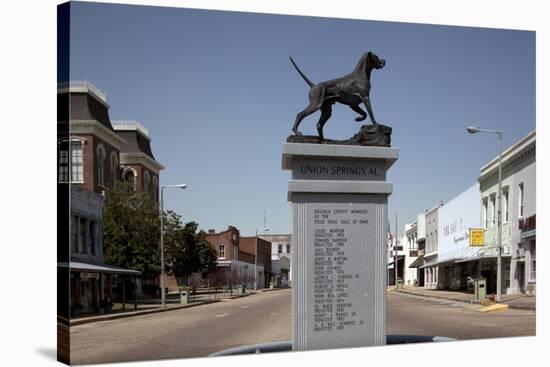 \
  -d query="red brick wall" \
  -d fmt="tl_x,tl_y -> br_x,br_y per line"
239,237 -> 272,272
205,227 -> 240,261
74,134 -> 119,194
238,250 -> 255,264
